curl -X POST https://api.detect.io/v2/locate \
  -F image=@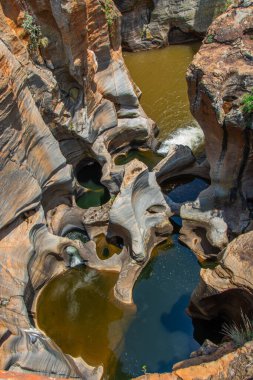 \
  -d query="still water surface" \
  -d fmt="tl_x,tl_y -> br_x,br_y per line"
114,149 -> 163,170
124,43 -> 200,141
